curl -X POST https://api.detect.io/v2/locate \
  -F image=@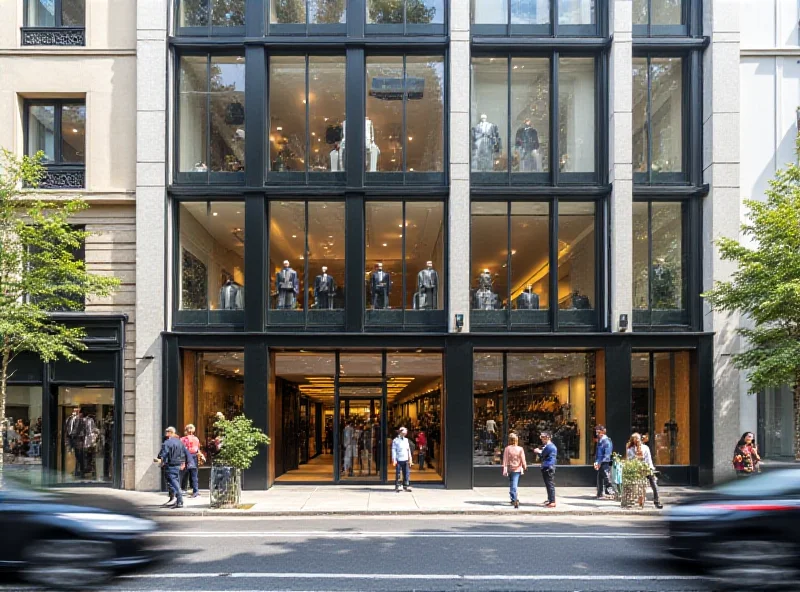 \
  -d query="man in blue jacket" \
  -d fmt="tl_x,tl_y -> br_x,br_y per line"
594,425 -> 614,498
159,427 -> 188,509
533,431 -> 557,507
